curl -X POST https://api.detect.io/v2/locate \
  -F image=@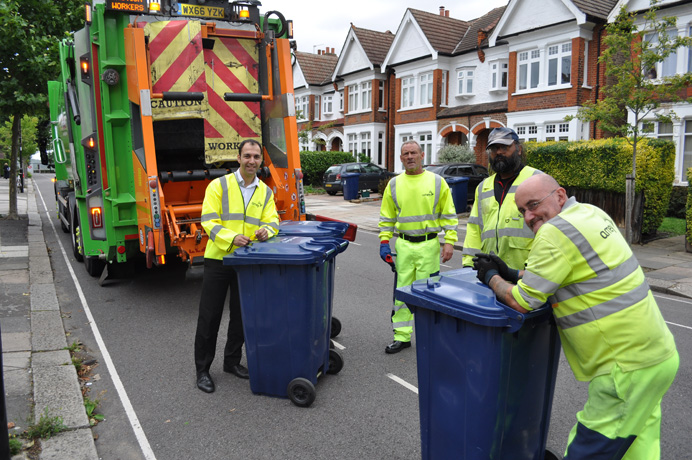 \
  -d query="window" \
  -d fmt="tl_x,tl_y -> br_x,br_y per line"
419,133 -> 433,164
379,81 -> 385,110
339,91 -> 344,112
684,121 -> 692,181
361,81 -> 372,111
360,132 -> 372,160
297,96 -> 309,120
378,132 -> 384,164
419,72 -> 433,105
548,42 -> 571,86
518,50 -> 540,90
314,95 -> 320,120
457,68 -> 474,96
490,61 -> 508,90
441,71 -> 448,105
643,121 -> 673,142
323,95 -> 333,115
348,84 -> 359,112
347,133 -> 358,154
515,125 -> 538,142
546,124 -> 556,141
401,77 -> 415,108
645,30 -> 678,79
